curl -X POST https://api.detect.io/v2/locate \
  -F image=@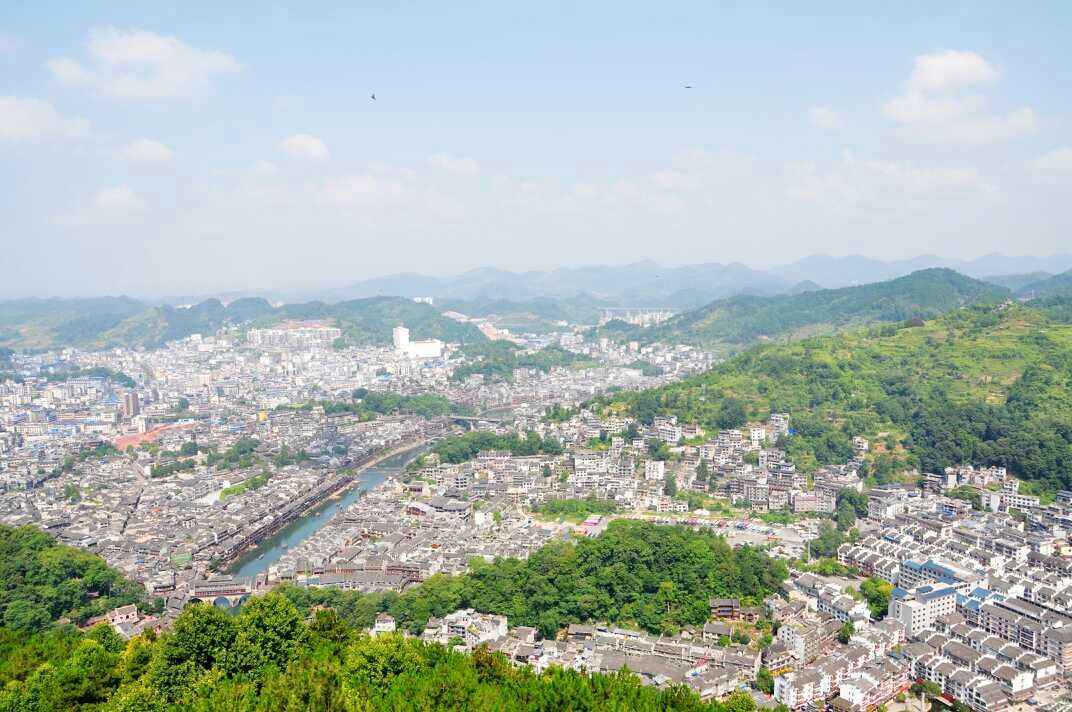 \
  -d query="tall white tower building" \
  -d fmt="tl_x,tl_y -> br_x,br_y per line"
392,325 -> 410,351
